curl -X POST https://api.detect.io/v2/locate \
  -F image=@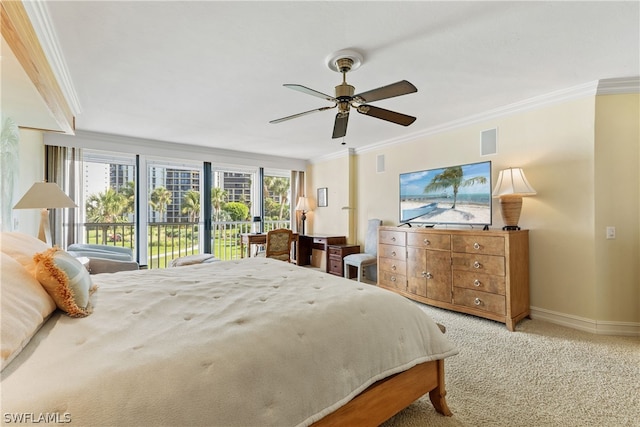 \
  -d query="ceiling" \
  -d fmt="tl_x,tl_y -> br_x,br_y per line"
7,1 -> 640,161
